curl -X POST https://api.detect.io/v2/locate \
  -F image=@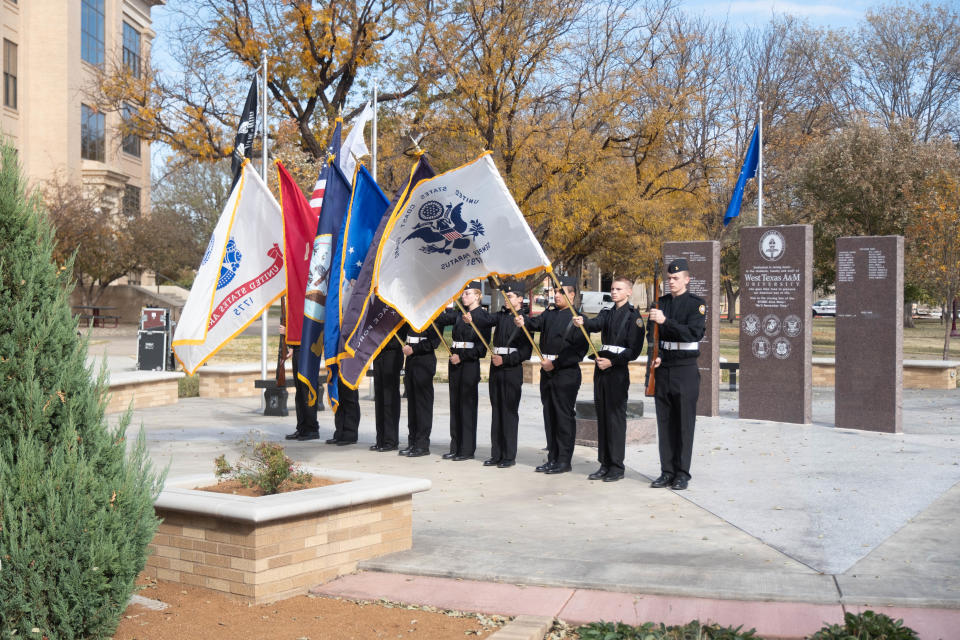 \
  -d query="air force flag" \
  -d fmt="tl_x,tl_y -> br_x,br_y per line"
172,160 -> 286,375
373,152 -> 550,330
